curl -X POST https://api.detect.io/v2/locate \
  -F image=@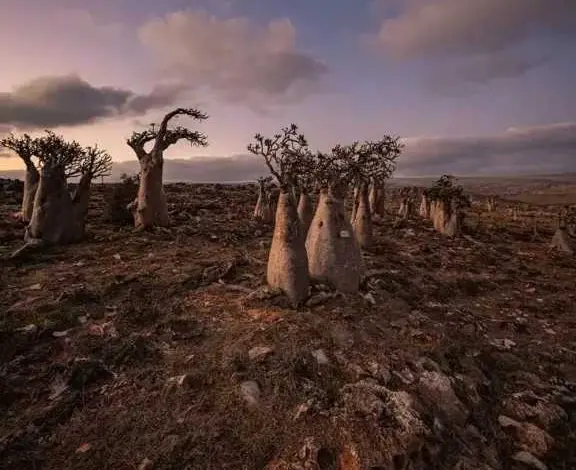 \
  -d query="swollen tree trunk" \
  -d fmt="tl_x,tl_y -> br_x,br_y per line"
297,191 -> 314,236
350,184 -> 360,223
369,183 -> 386,218
550,228 -> 574,254
397,197 -> 412,219
306,186 -> 364,293
71,173 -> 93,240
133,151 -> 170,229
21,161 -> 40,222
27,167 -> 79,245
432,200 -> 448,233
267,191 -> 310,307
419,194 -> 430,219
352,182 -> 372,249
254,184 -> 273,222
